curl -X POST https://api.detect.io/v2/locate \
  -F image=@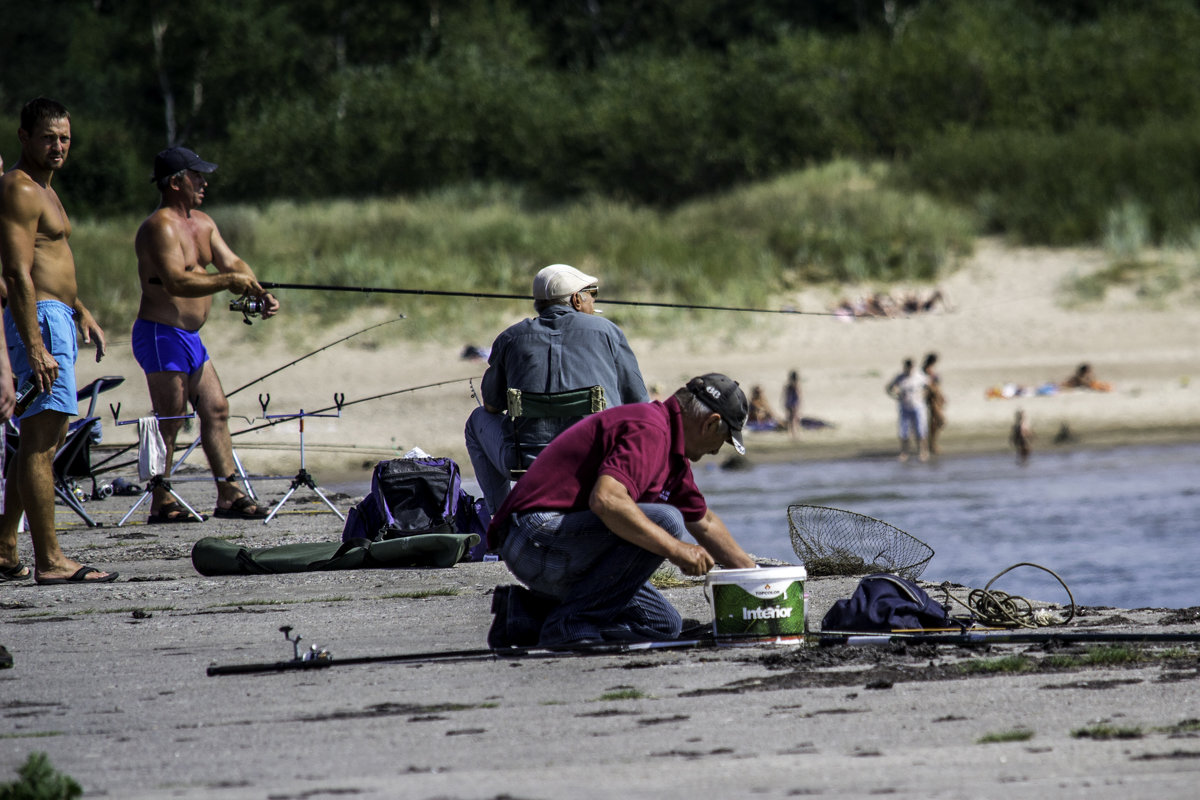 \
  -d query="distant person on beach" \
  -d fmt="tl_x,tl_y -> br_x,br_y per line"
747,385 -> 782,431
0,97 -> 116,584
1011,409 -> 1033,465
783,369 -> 802,439
922,352 -> 946,455
464,264 -> 648,517
885,357 -> 929,462
901,288 -> 952,315
484,373 -> 757,649
133,146 -> 279,523
1061,363 -> 1112,392
867,292 -> 898,318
